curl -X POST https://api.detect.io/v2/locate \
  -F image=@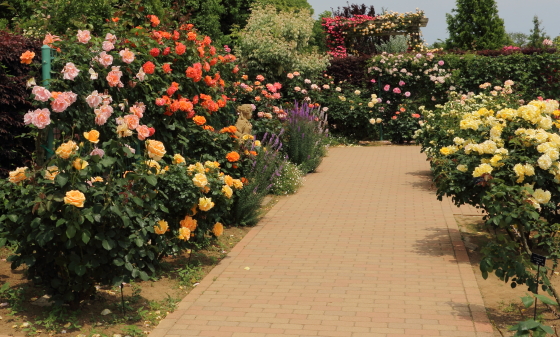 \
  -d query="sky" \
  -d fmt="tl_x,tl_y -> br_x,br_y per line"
307,0 -> 560,45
